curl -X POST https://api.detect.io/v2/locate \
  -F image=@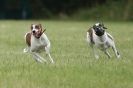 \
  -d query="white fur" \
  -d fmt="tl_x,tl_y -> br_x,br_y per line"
87,29 -> 120,59
23,33 -> 54,63
32,24 -> 39,33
